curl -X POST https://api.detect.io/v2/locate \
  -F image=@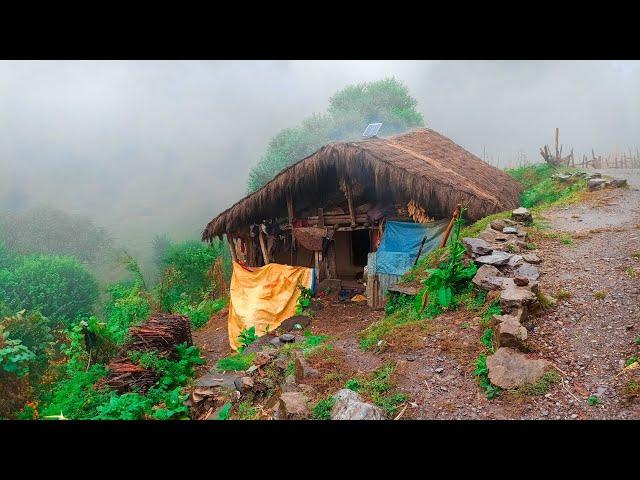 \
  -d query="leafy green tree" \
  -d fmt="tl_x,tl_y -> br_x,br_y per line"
0,205 -> 113,266
0,254 -> 99,324
246,77 -> 424,193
